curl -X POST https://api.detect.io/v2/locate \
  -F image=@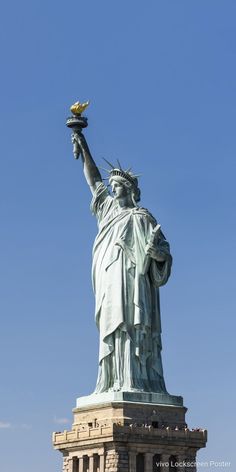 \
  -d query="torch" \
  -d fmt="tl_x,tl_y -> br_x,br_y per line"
66,100 -> 90,159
